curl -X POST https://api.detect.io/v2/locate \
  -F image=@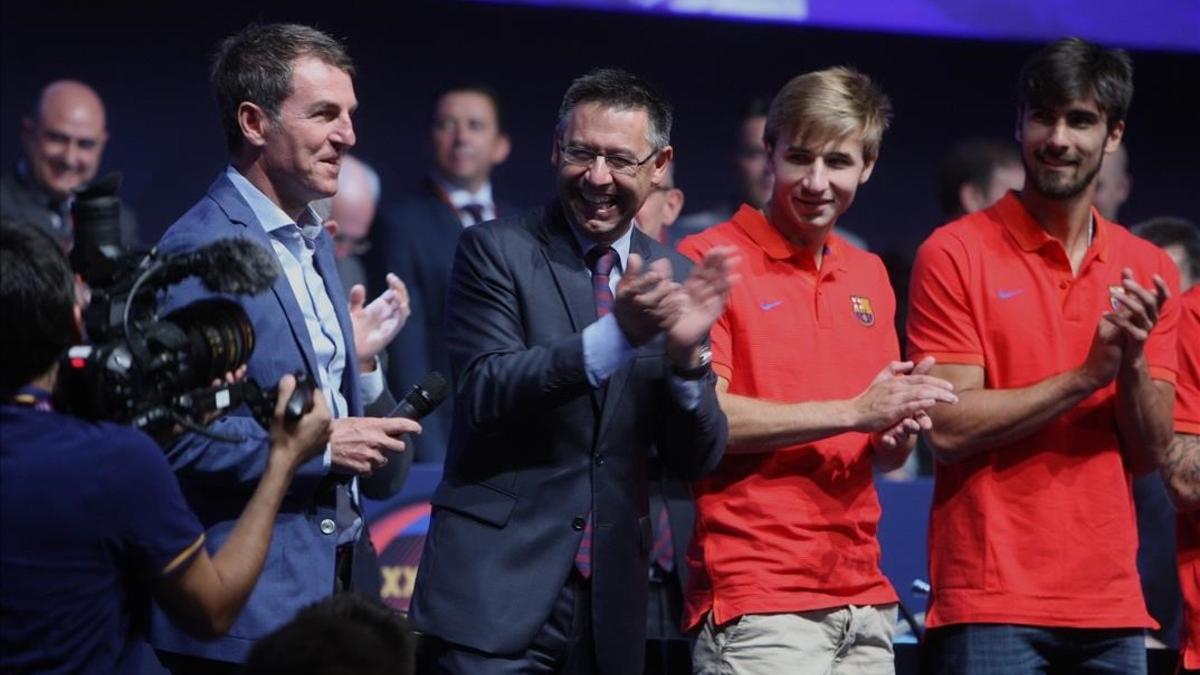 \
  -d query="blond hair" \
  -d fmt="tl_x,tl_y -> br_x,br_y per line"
763,67 -> 892,162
